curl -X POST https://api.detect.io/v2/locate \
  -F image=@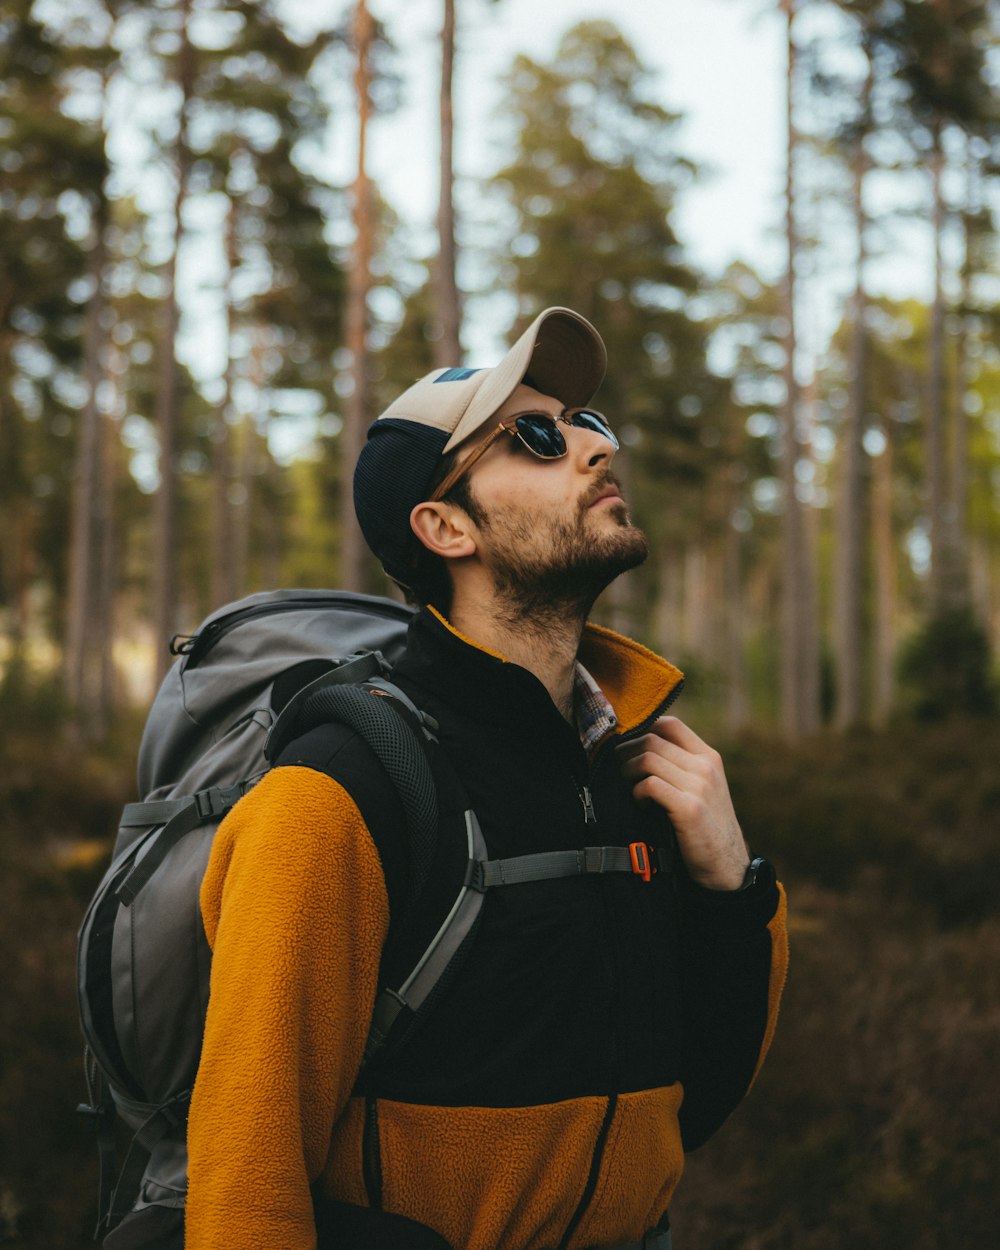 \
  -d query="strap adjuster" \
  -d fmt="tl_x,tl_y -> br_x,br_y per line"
629,841 -> 655,882
464,859 -> 486,892
195,783 -> 244,820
